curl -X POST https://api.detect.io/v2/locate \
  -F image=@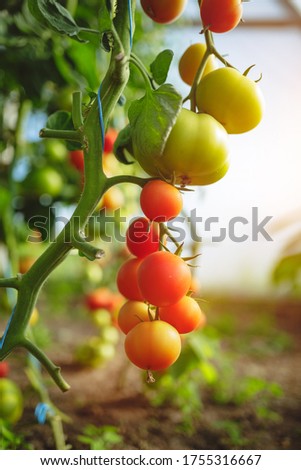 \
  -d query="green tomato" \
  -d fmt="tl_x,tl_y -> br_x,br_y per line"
100,326 -> 119,345
24,167 -> 64,198
196,67 -> 264,134
92,309 -> 112,328
0,378 -> 23,424
135,108 -> 229,186
45,140 -> 67,163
